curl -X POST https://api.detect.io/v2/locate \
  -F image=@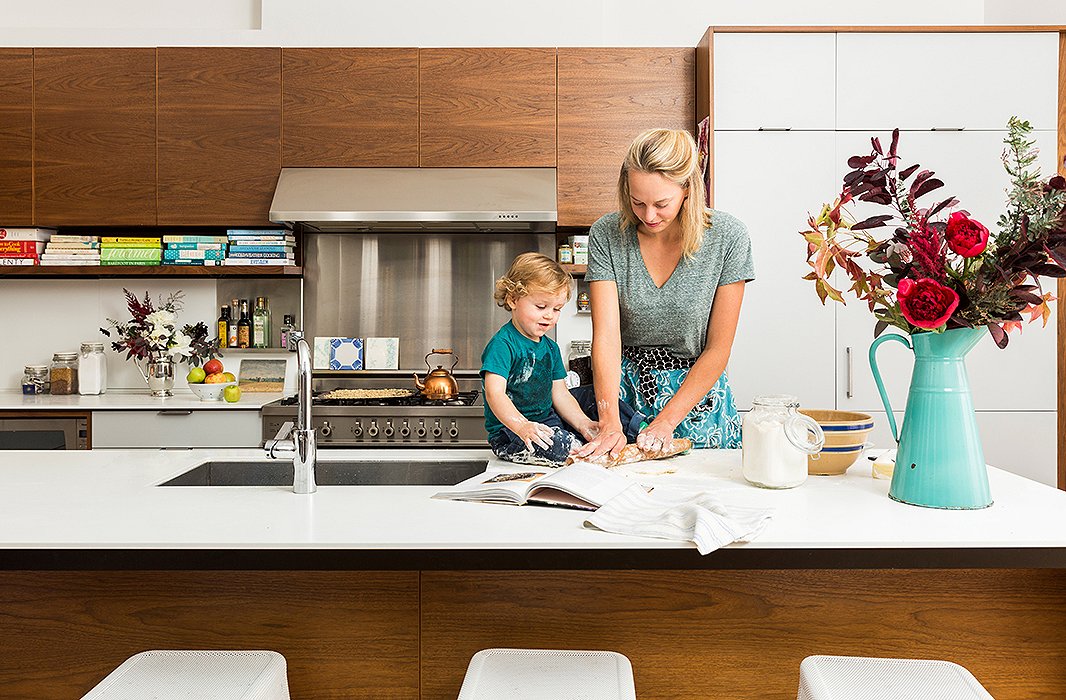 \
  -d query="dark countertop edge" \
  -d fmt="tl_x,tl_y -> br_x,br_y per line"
3,547 -> 1066,571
